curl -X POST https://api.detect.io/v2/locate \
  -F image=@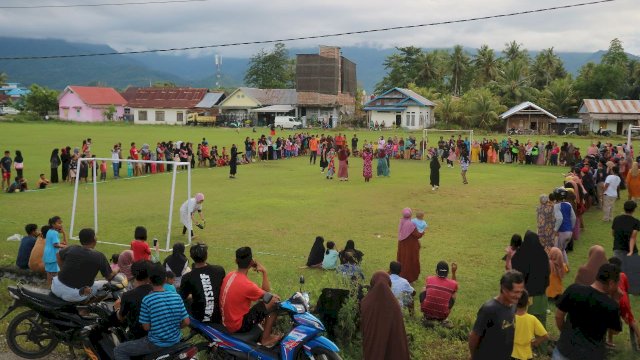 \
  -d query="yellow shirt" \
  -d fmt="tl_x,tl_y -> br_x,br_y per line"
511,313 -> 547,360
